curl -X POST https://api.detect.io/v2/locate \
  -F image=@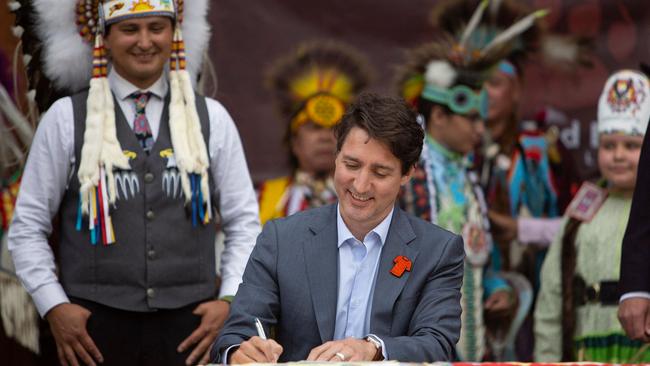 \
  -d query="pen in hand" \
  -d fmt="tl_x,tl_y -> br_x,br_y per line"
254,317 -> 267,340
251,317 -> 283,363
